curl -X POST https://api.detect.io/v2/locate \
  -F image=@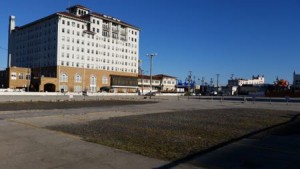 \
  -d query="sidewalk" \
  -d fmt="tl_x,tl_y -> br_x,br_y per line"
0,119 -> 200,169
